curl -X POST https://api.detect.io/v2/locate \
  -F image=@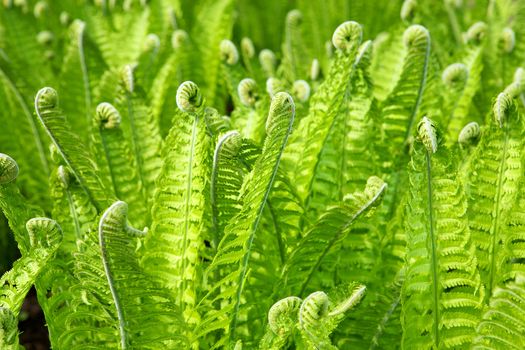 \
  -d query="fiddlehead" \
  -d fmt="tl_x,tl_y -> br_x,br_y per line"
120,64 -> 135,93
95,102 -> 122,129
266,92 -> 295,135
266,77 -> 285,98
332,20 -> 363,52
171,29 -> 189,49
442,63 -> 468,86
299,291 -> 329,330
237,78 -> 258,107
259,49 -> 277,77
35,86 -> 58,110
458,121 -> 480,145
0,154 -> 18,184
143,33 -> 160,53
465,21 -> 487,44
400,0 -> 417,22
176,81 -> 204,113
240,37 -> 255,59
59,11 -> 70,26
299,285 -> 367,348
268,296 -> 302,336
500,27 -> 515,53
416,116 -> 438,153
36,30 -> 53,46
220,39 -> 239,65
33,1 -> 47,18
292,80 -> 310,103
403,24 -> 430,48
493,92 -> 513,128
